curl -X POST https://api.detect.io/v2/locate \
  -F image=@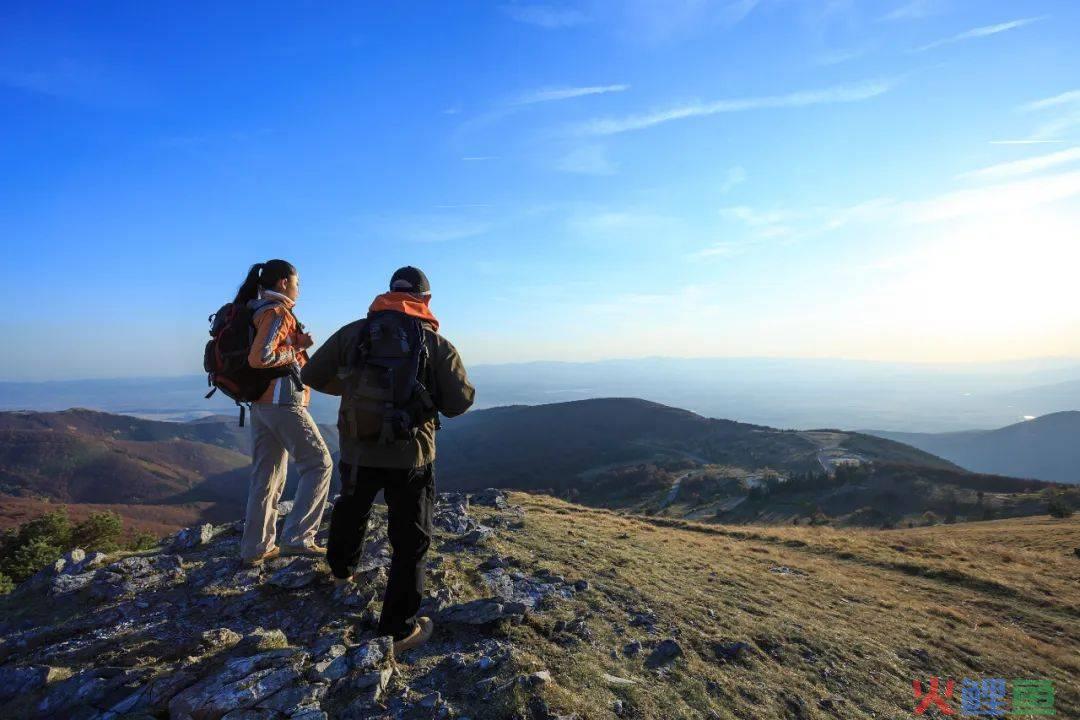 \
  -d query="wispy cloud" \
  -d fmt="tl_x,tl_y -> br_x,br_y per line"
907,170 -> 1080,223
989,139 -> 1066,145
959,147 -> 1080,182
1018,88 -> 1080,141
719,166 -> 747,194
567,209 -> 676,236
813,47 -> 868,66
573,79 -> 894,136
500,4 -> 590,29
914,16 -> 1045,52
555,144 -> 617,175
880,0 -> 941,22
1022,89 -> 1080,112
512,84 -> 629,106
